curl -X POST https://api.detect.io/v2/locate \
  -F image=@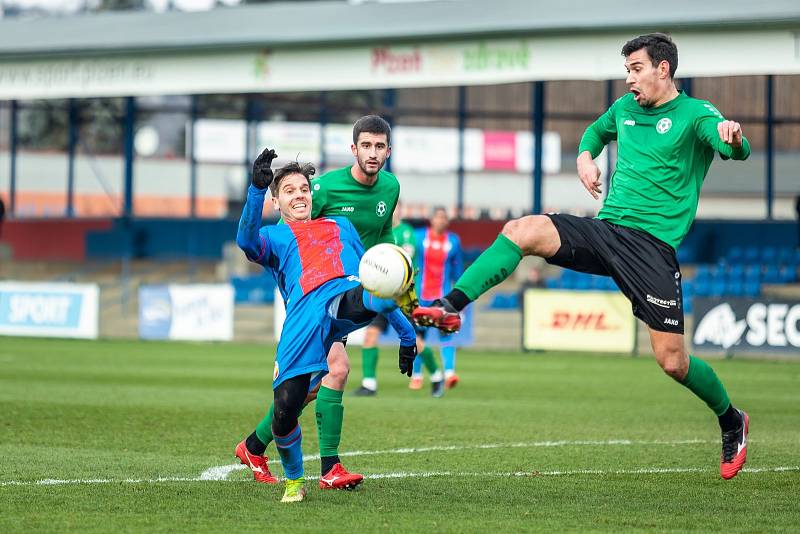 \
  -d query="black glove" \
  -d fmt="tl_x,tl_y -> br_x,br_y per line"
398,344 -> 417,377
252,147 -> 278,189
